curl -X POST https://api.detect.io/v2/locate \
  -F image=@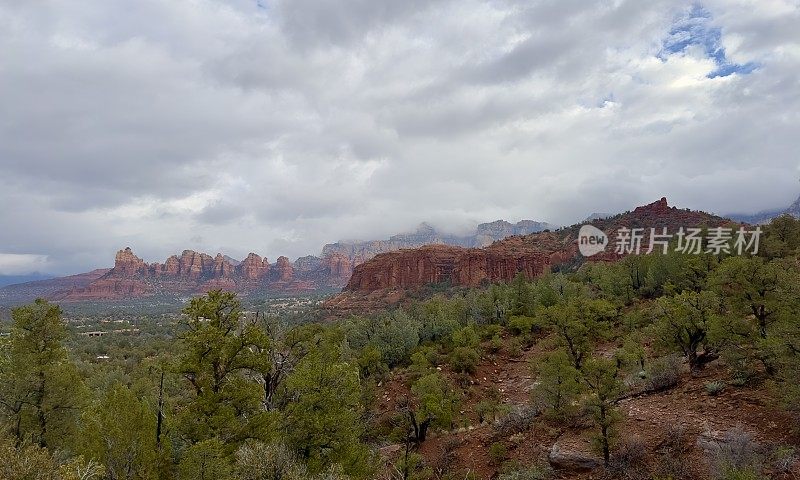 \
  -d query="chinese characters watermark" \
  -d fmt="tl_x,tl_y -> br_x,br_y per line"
578,225 -> 762,257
